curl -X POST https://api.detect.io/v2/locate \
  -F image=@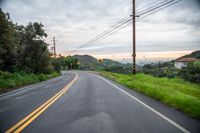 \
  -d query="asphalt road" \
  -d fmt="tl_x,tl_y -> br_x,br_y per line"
0,71 -> 199,133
